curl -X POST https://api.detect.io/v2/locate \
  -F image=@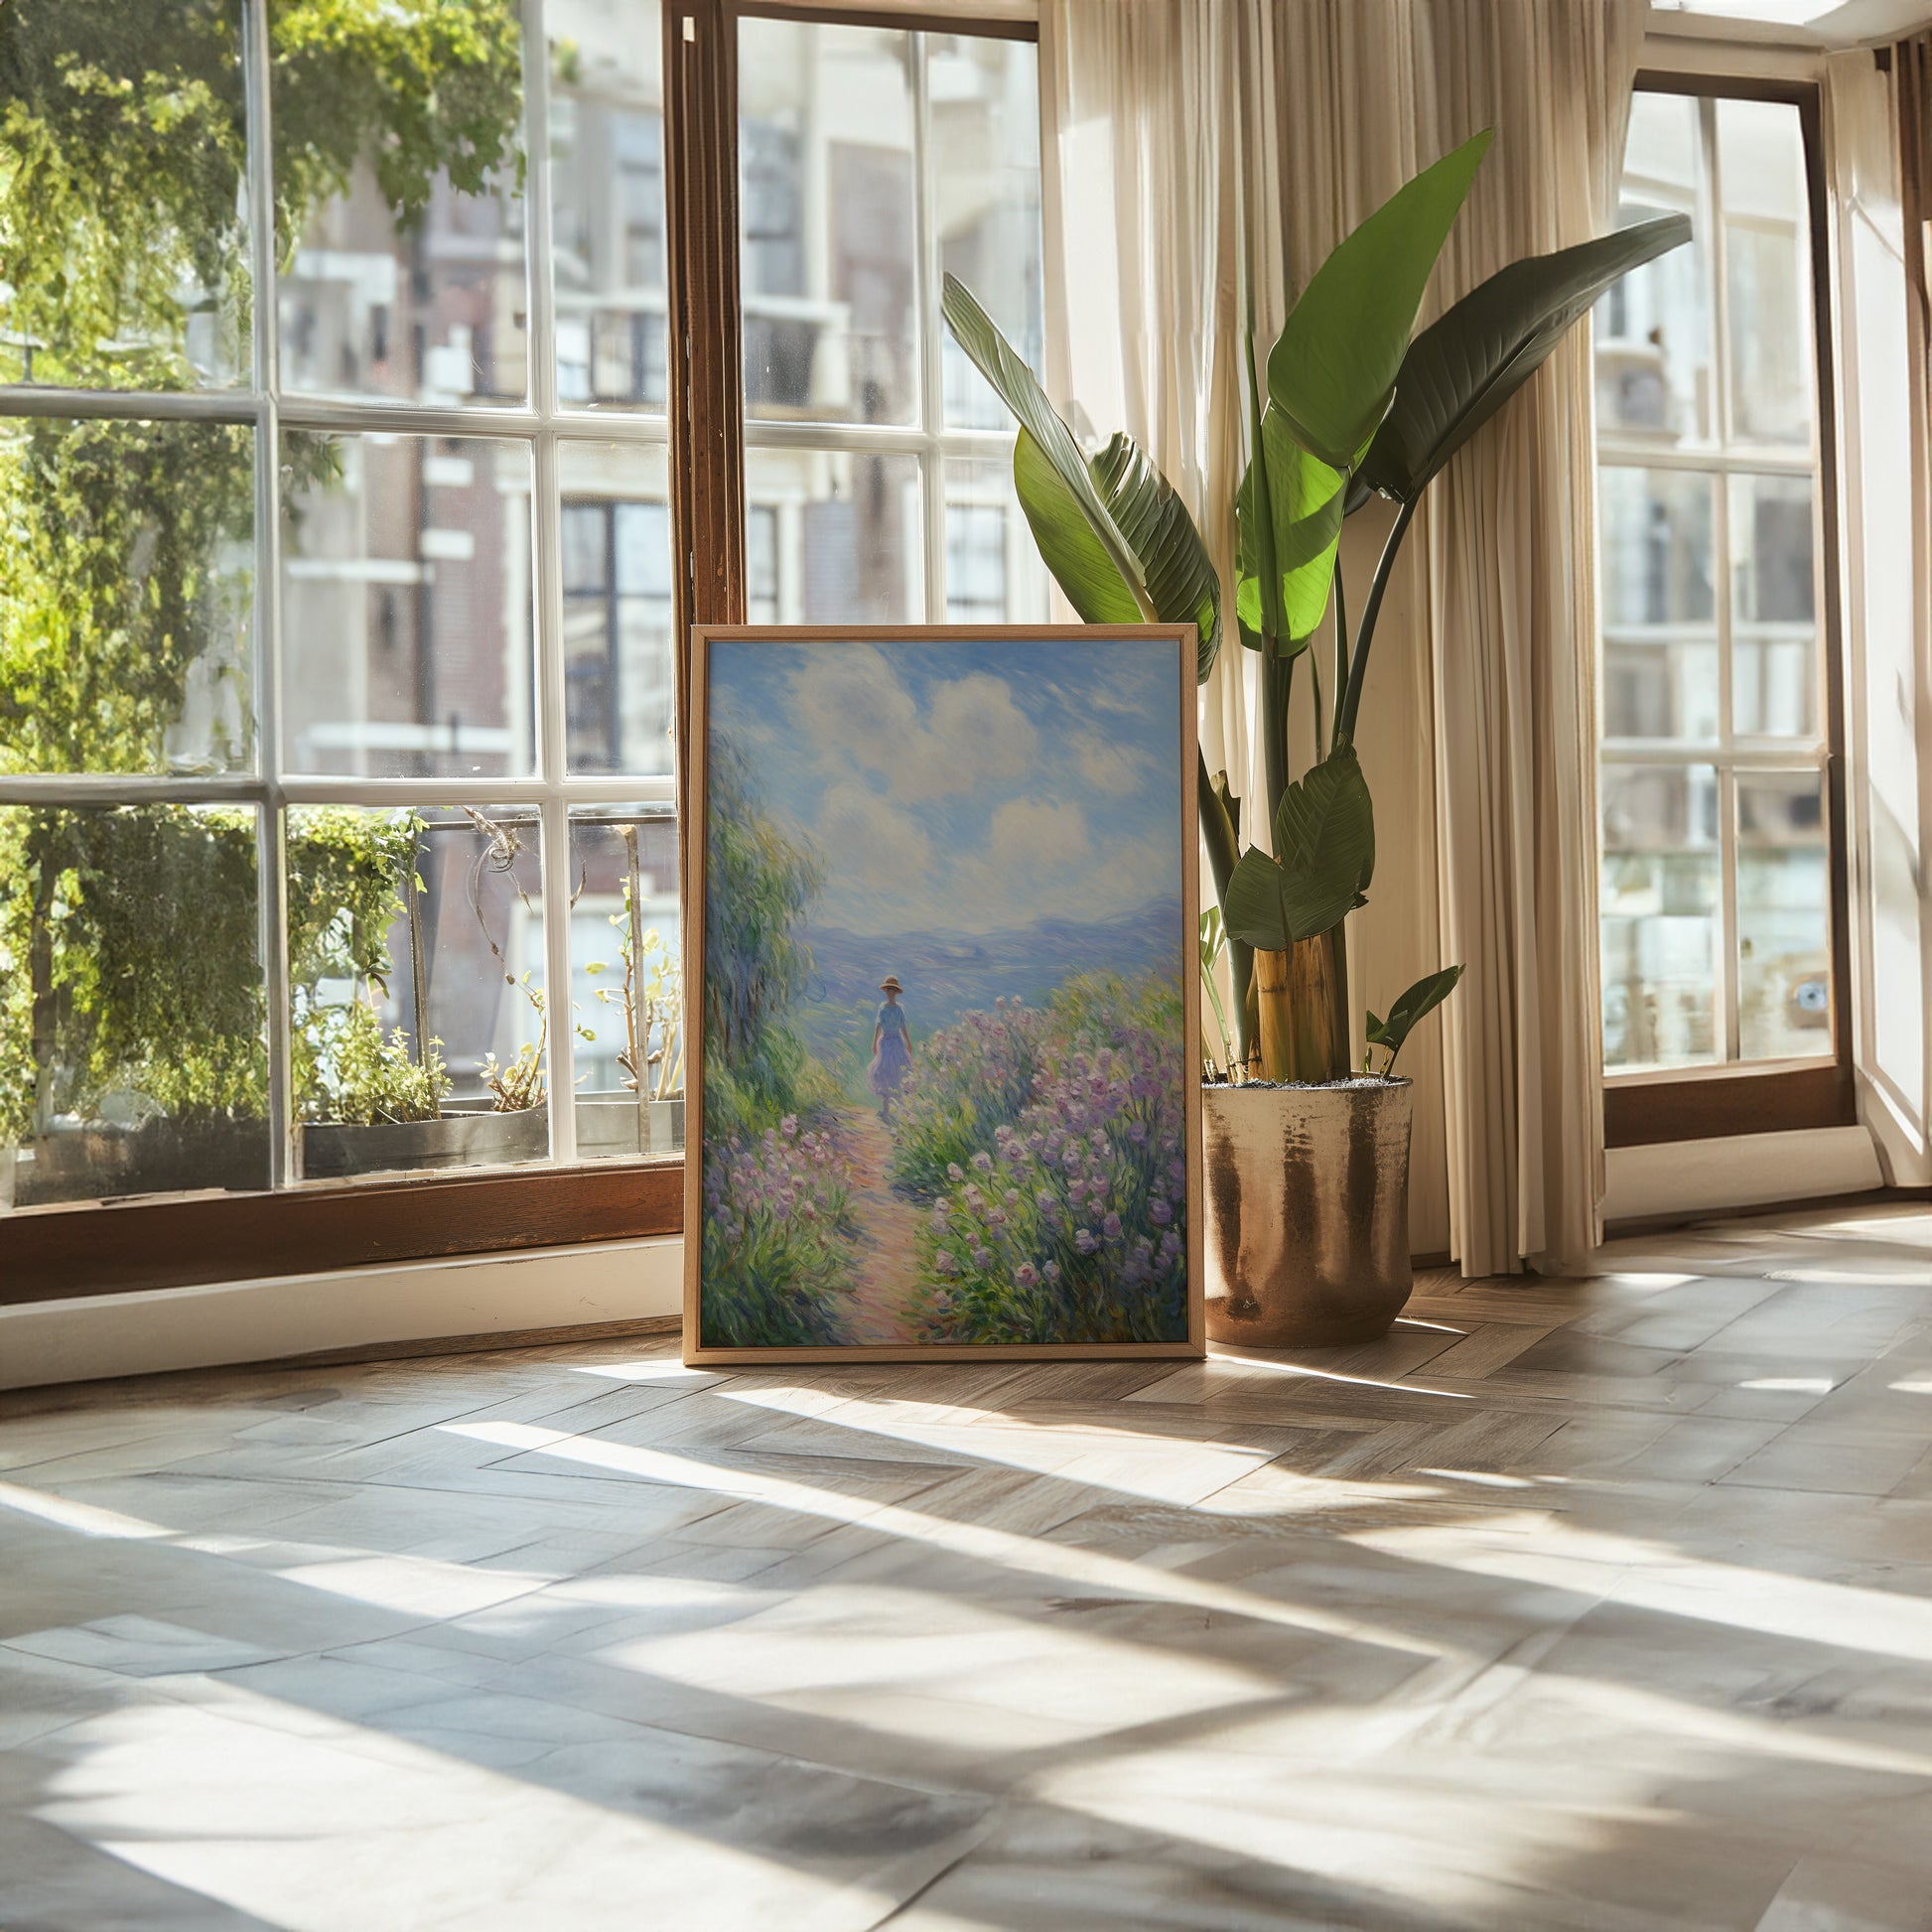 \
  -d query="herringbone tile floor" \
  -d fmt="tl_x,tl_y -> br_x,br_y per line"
3,1204 -> 1930,1929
